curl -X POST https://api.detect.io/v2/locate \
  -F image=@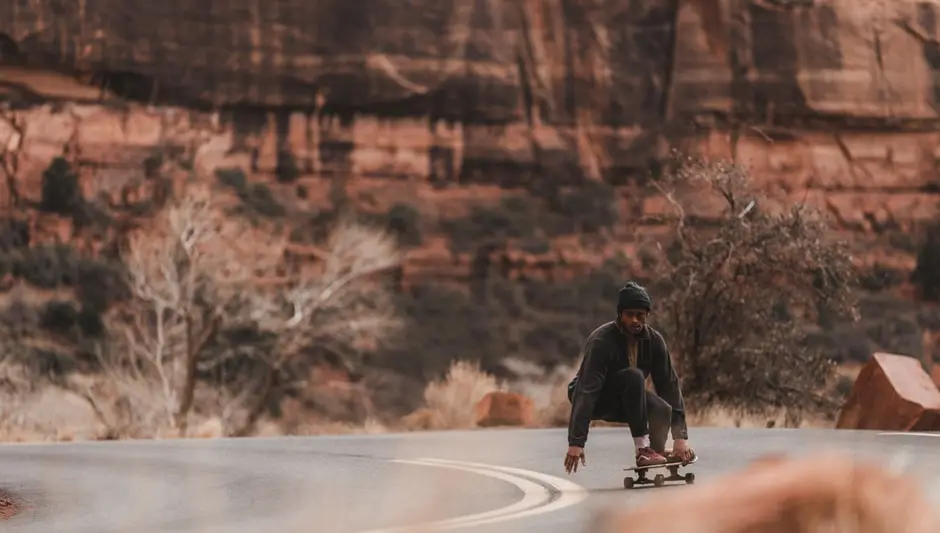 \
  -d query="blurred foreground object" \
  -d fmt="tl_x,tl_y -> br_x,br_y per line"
590,454 -> 940,533
836,352 -> 940,431
0,490 -> 21,520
